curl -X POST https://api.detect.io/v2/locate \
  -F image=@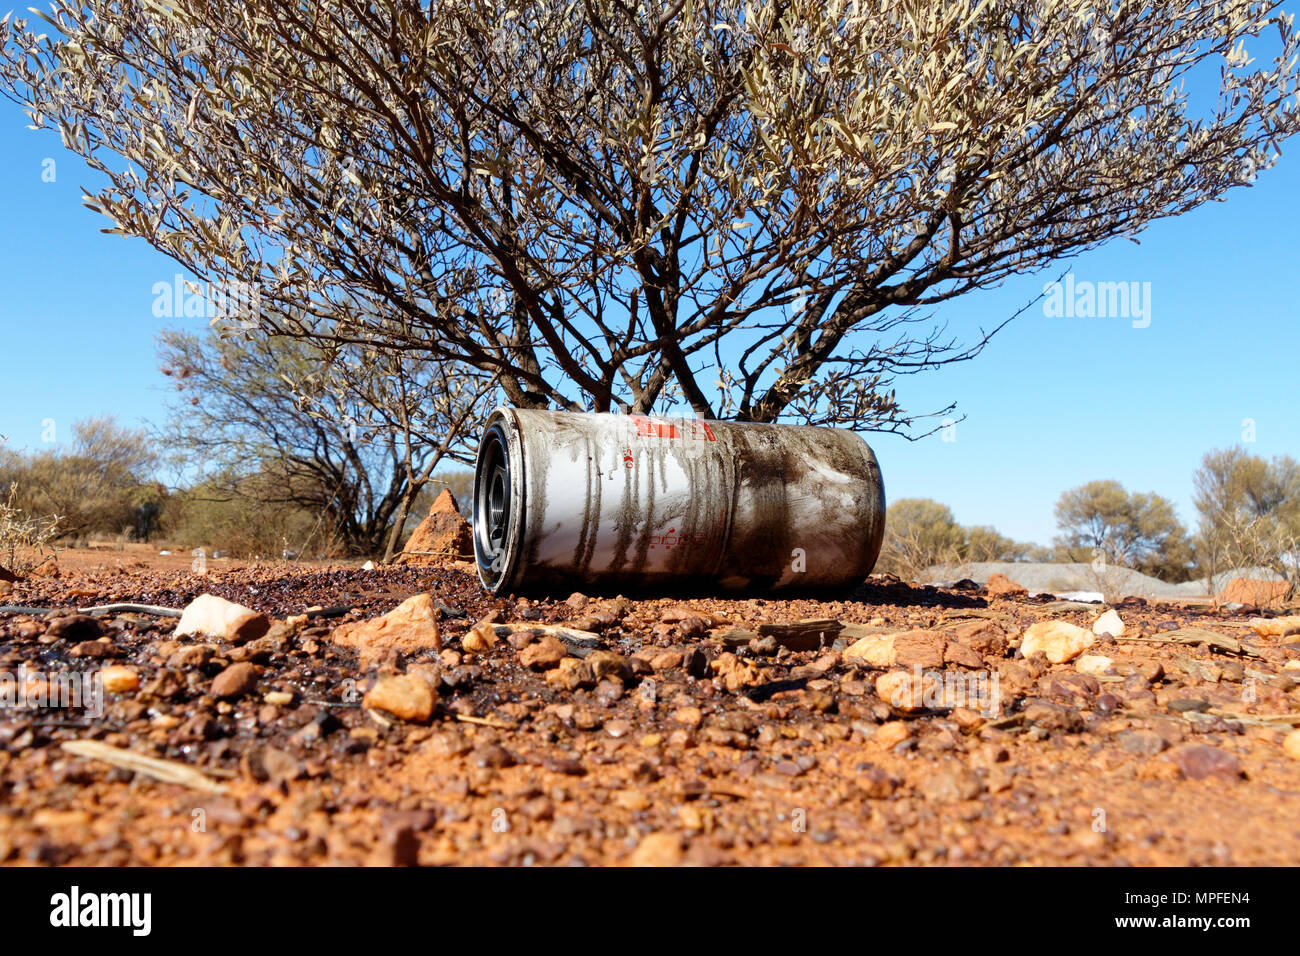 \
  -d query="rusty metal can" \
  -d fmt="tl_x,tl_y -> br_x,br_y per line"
472,406 -> 886,594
